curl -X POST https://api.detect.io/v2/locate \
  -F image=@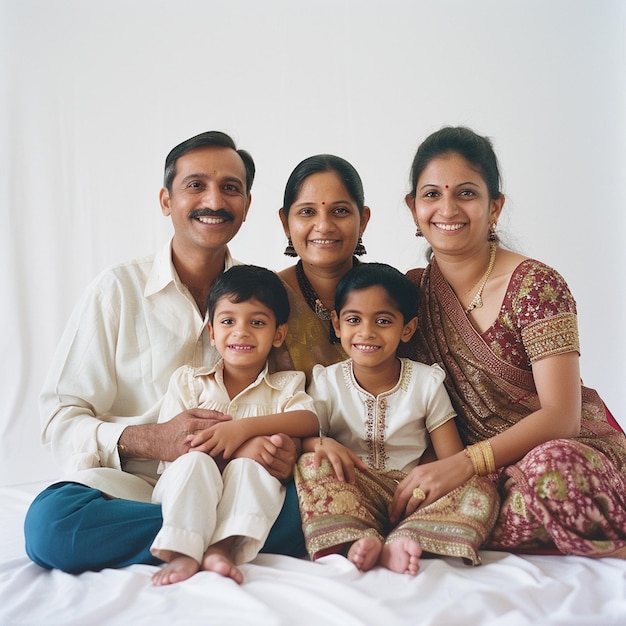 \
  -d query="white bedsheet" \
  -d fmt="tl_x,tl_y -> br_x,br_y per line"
2,483 -> 625,626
